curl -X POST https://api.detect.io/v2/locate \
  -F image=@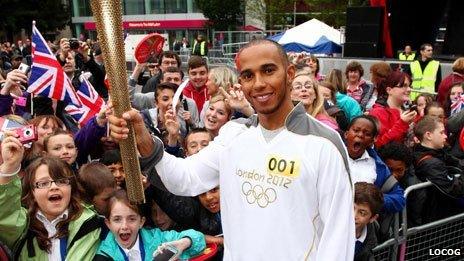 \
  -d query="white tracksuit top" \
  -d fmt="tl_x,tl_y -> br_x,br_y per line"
153,105 -> 354,260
